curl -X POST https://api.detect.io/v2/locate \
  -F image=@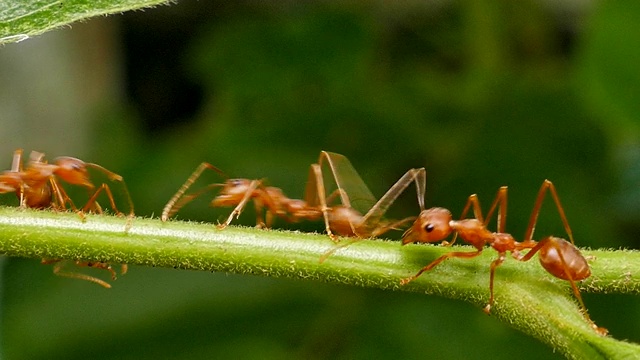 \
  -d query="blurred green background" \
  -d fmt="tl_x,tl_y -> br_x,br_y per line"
1,0 -> 639,359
